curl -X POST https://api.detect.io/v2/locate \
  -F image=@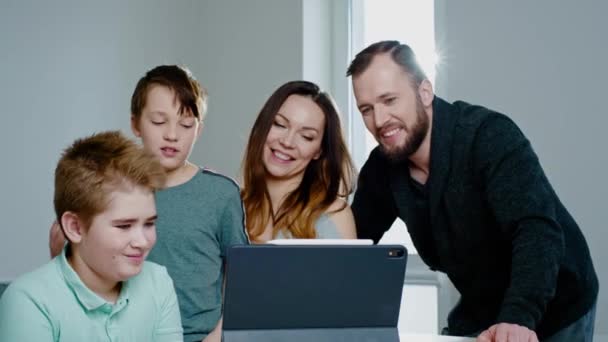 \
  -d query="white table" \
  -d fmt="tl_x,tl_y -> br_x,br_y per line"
399,333 -> 475,341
